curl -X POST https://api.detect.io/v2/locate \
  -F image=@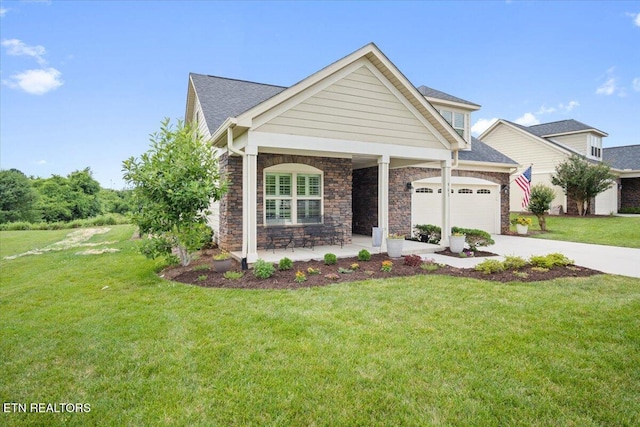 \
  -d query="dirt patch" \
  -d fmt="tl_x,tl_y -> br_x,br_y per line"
164,252 -> 603,290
